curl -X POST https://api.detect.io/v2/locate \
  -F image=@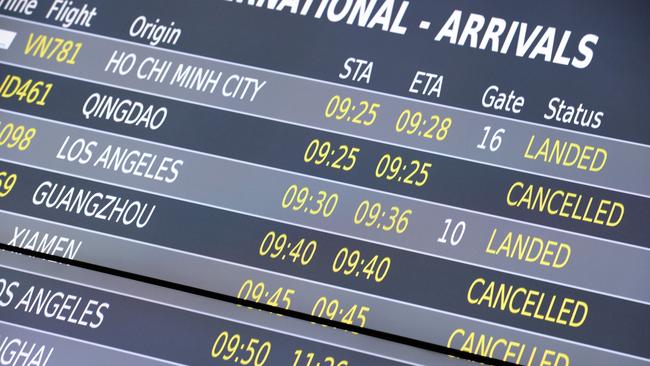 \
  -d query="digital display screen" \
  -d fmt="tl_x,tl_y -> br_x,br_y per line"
0,0 -> 648,365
